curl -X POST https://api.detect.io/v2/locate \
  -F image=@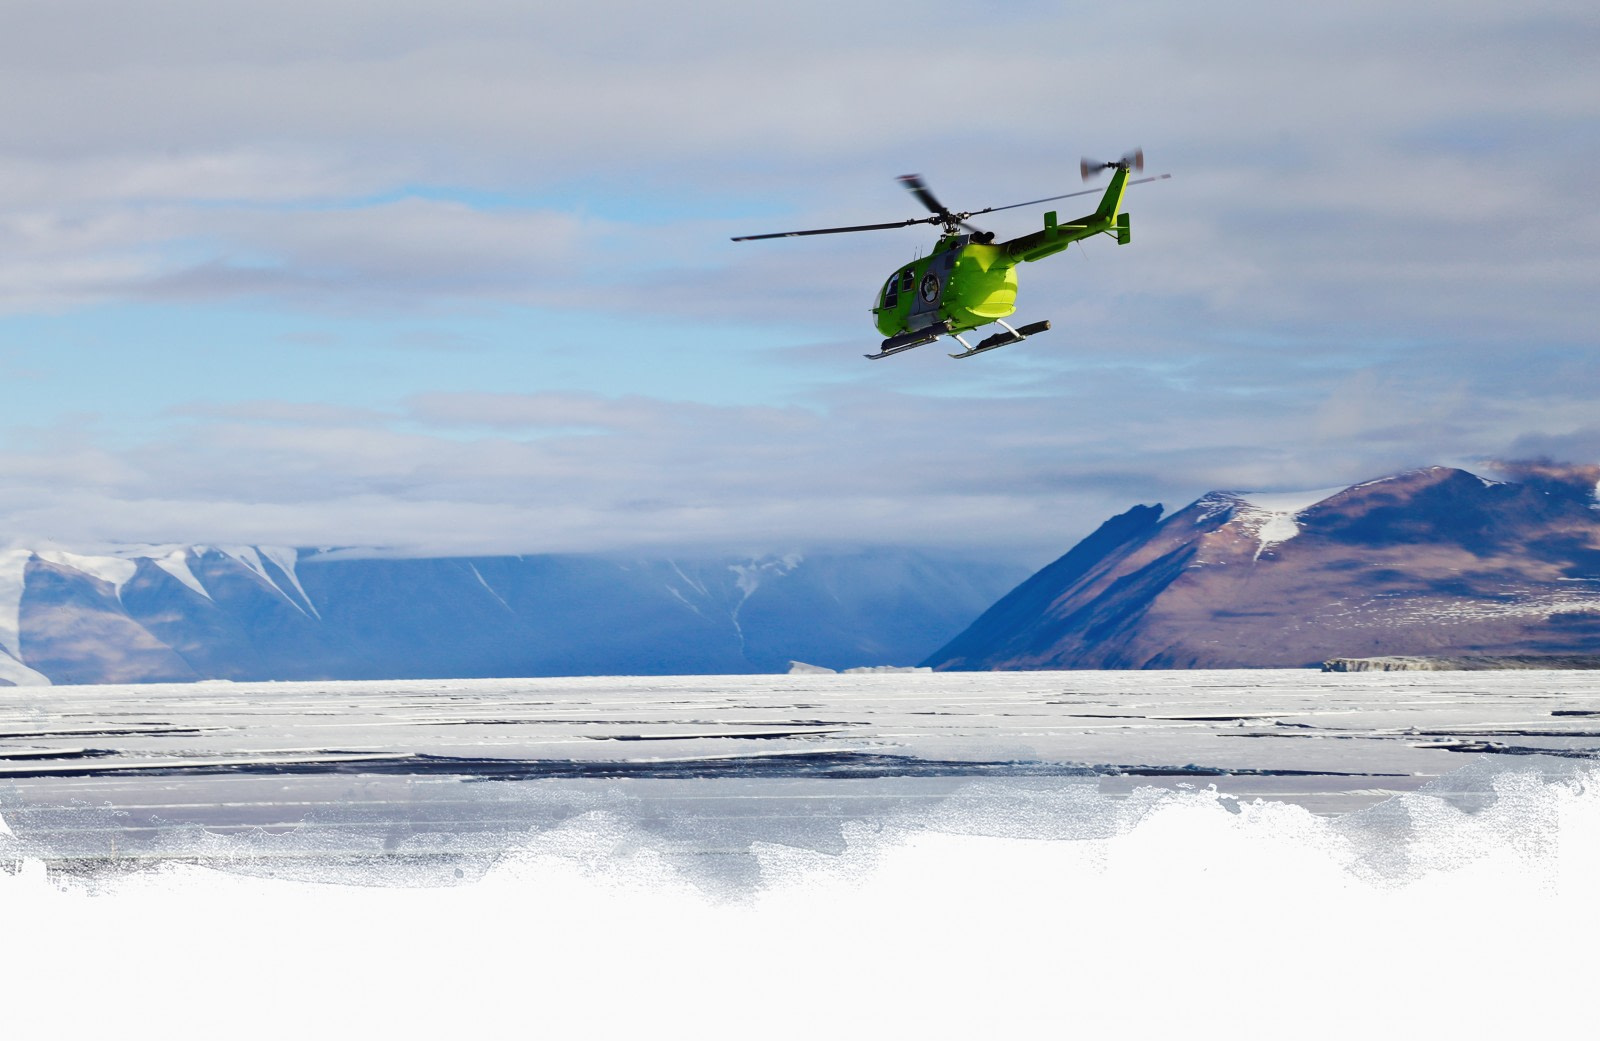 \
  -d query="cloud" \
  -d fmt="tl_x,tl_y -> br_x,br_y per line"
0,0 -> 1592,343
1518,421 -> 1600,458
3,370 -> 1594,560
0,2 -> 1594,557
1486,458 -> 1600,494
